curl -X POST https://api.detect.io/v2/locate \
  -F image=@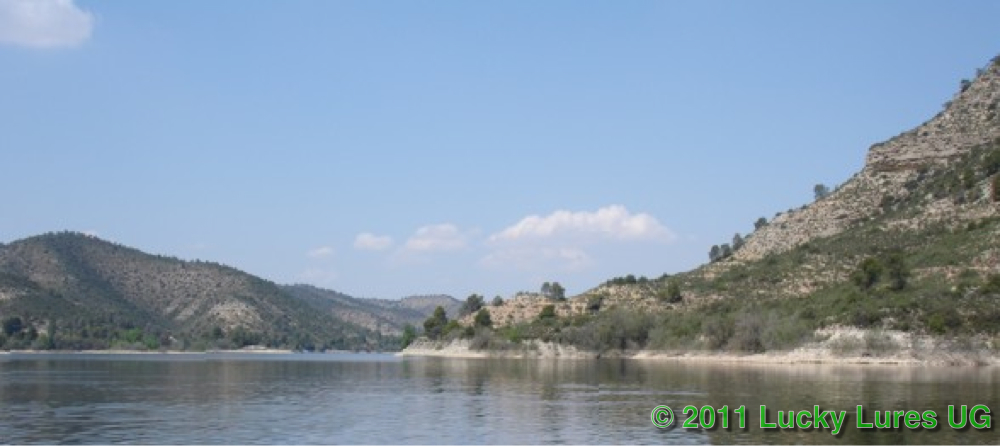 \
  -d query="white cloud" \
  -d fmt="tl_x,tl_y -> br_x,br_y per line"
353,232 -> 393,251
488,205 -> 675,244
0,0 -> 94,49
403,223 -> 468,252
480,247 -> 593,272
306,246 -> 334,259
